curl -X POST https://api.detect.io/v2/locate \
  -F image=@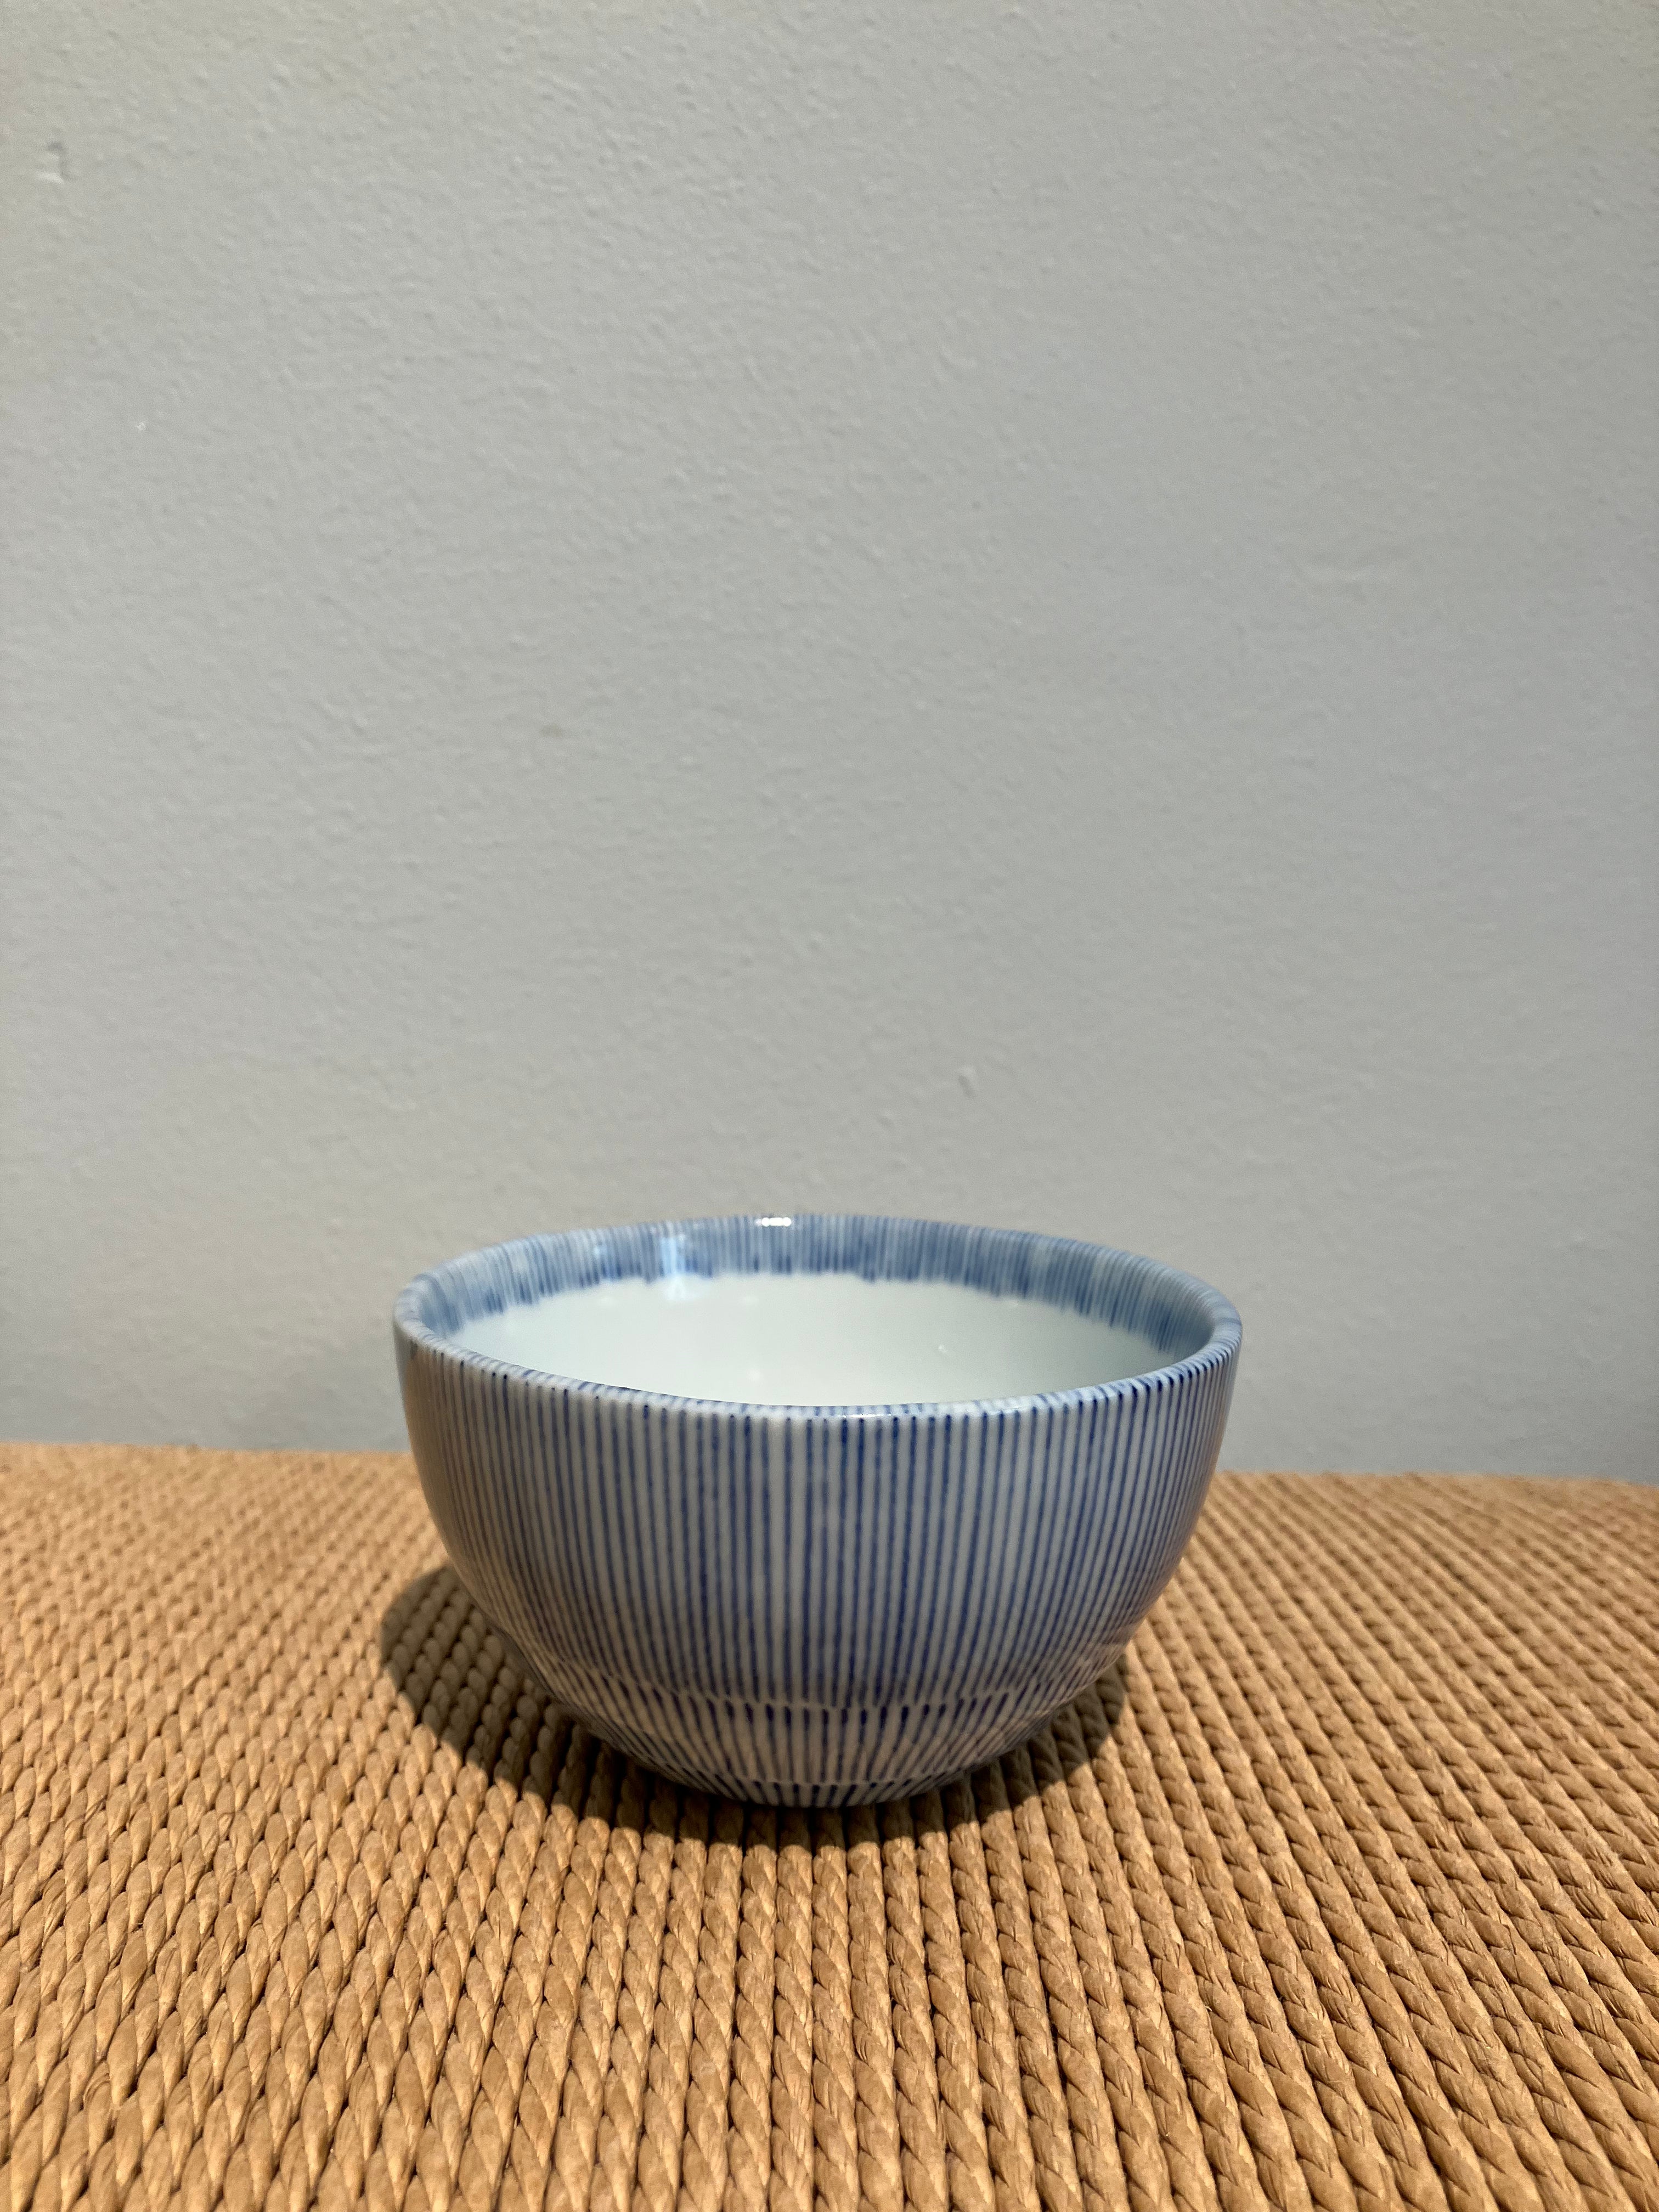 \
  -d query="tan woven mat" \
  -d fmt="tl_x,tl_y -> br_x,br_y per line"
3,1446 -> 1657,2212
